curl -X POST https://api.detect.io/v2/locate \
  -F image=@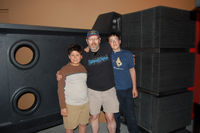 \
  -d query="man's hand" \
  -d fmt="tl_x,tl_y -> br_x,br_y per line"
132,88 -> 138,98
84,46 -> 90,53
61,108 -> 68,116
56,71 -> 62,81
